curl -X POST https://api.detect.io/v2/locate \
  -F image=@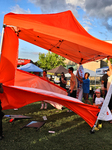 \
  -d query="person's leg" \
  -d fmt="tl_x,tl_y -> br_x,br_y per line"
67,90 -> 76,112
84,93 -> 91,104
40,101 -> 44,109
0,119 -> 3,139
44,102 -> 47,109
